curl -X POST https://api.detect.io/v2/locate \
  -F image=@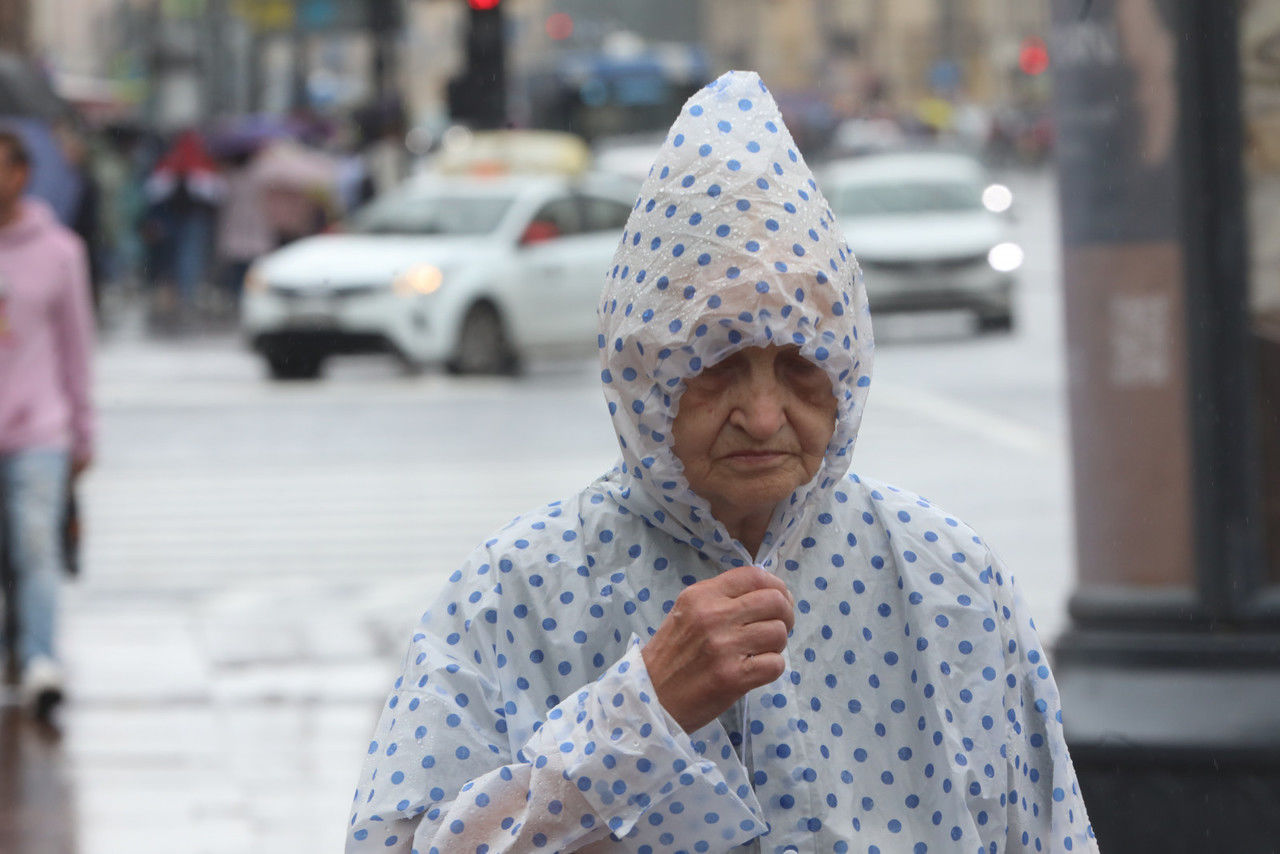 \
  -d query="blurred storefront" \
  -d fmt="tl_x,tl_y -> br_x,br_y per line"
1050,0 -> 1280,848
18,1 -> 1056,153
704,0 -> 1049,110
